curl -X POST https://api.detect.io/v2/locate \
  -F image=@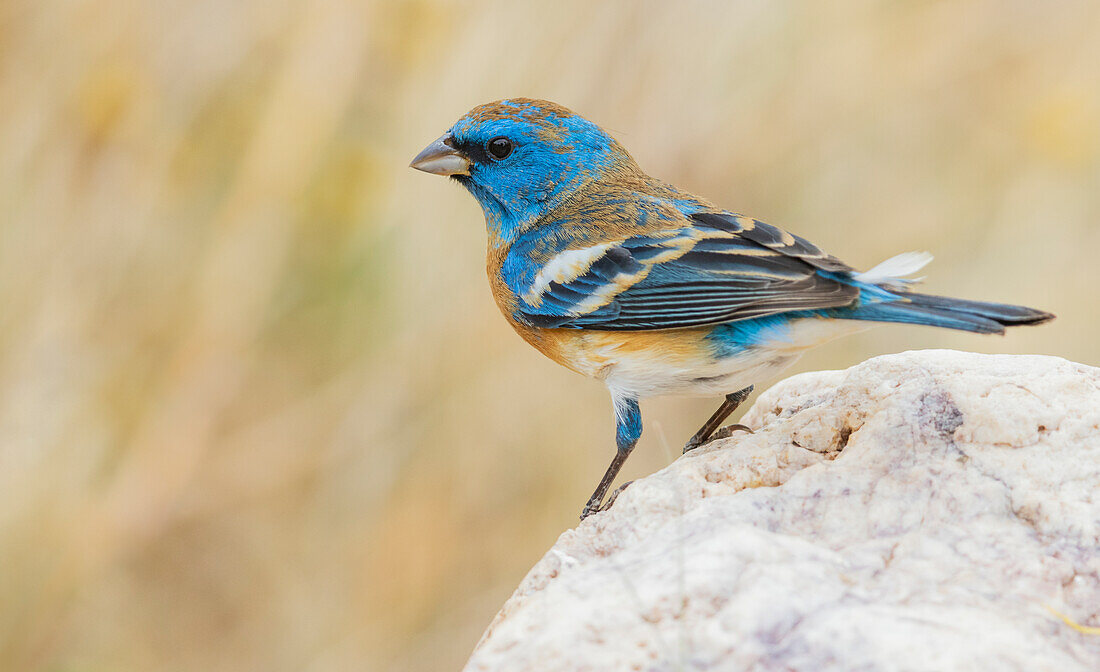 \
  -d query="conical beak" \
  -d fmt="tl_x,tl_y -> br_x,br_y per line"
410,133 -> 470,176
